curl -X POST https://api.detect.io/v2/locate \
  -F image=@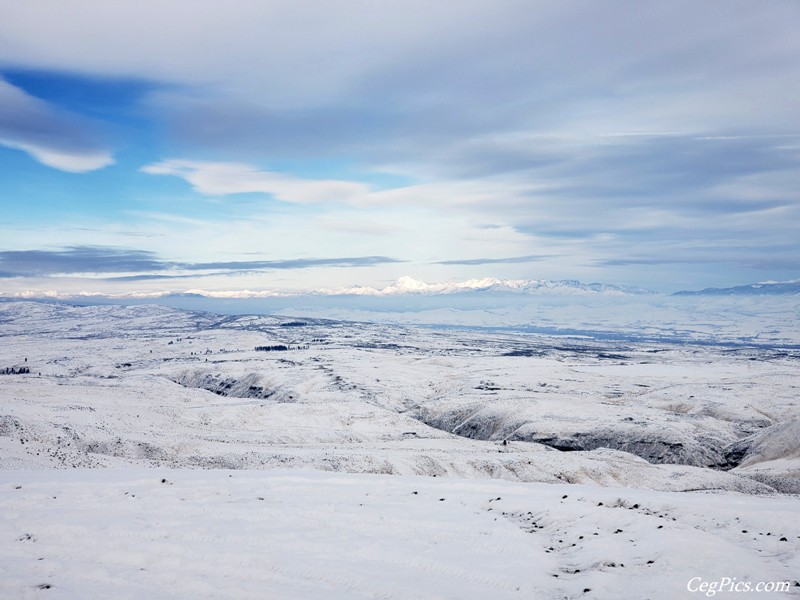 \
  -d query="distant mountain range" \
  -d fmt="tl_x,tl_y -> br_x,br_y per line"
674,281 -> 800,296
166,276 -> 653,298
5,277 -> 799,302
